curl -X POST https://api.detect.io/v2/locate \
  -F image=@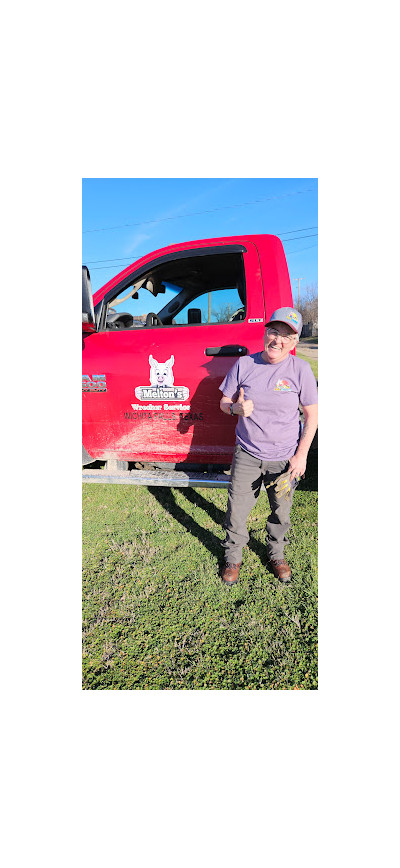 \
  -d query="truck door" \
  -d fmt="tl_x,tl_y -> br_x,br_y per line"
82,241 -> 266,465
